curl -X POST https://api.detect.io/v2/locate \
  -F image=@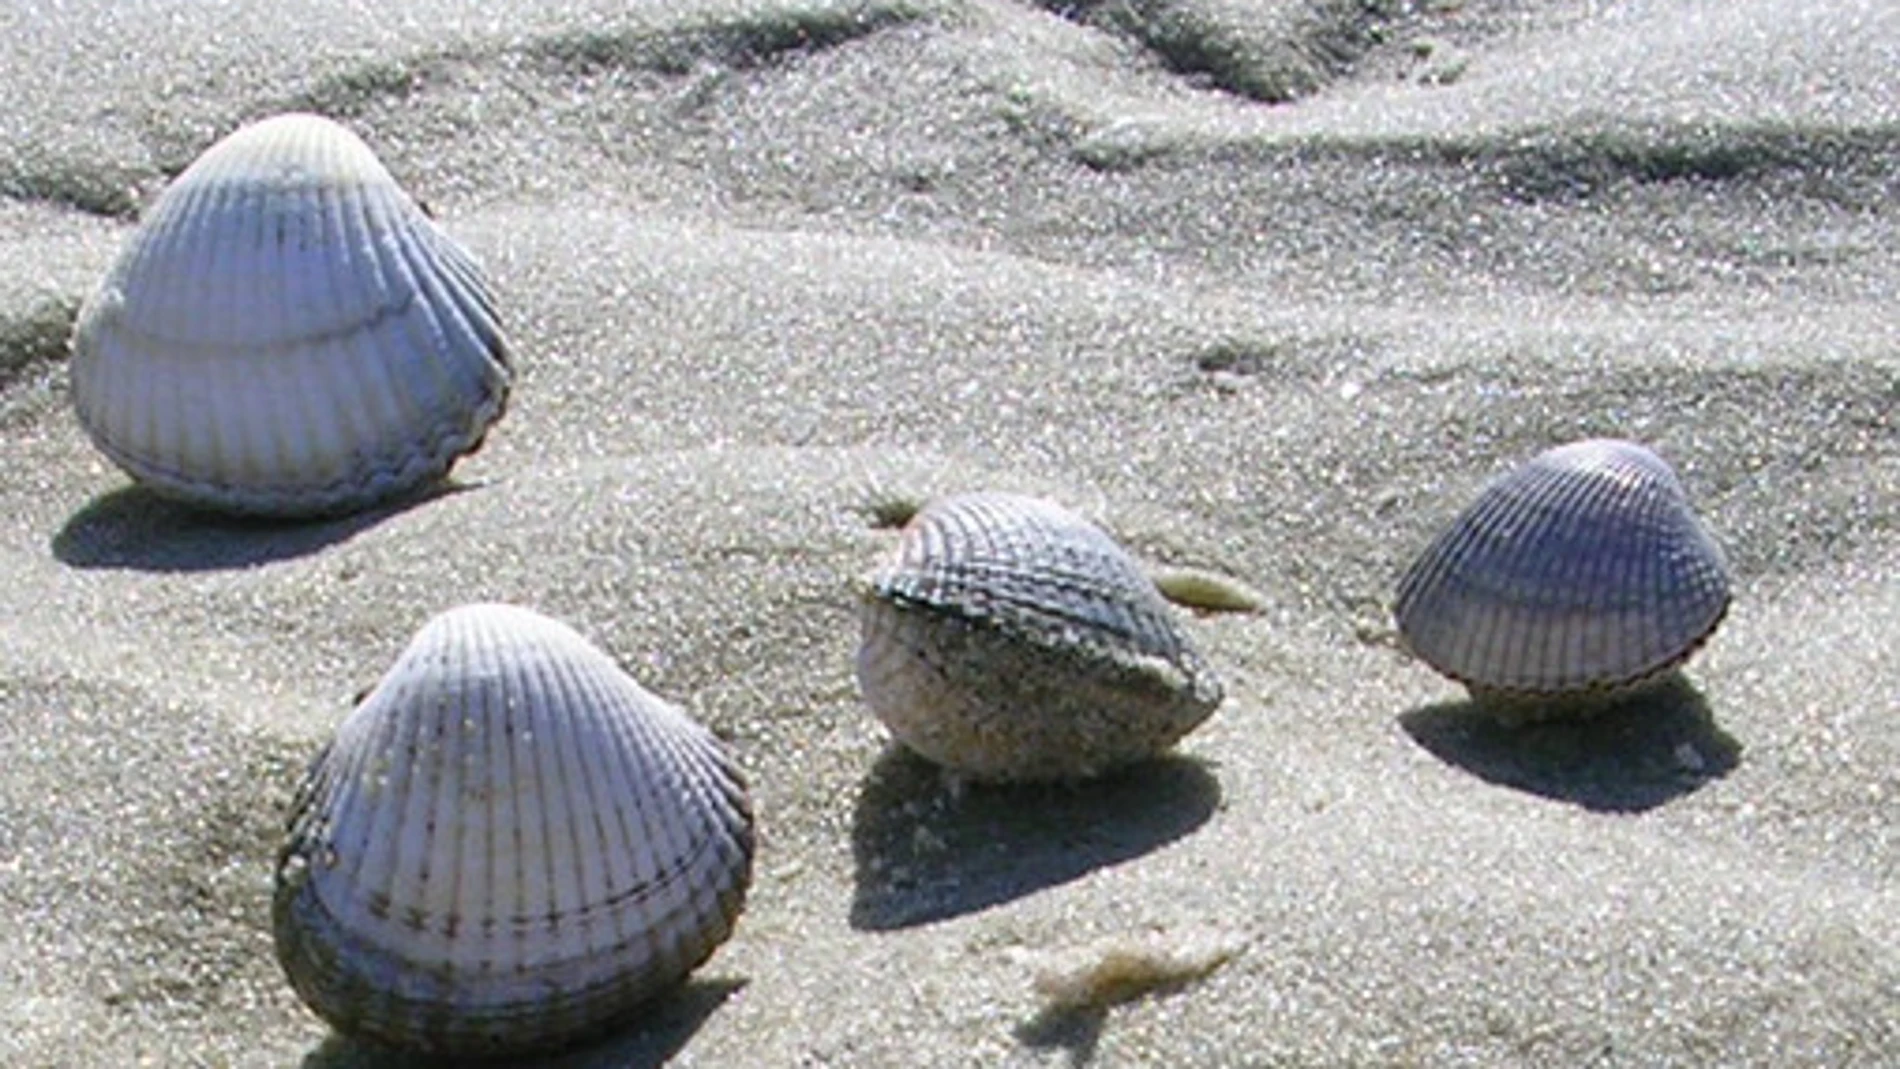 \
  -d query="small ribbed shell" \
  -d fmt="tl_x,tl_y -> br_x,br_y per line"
273,604 -> 753,1058
857,492 -> 1224,782
70,112 -> 511,517
1394,438 -> 1731,706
